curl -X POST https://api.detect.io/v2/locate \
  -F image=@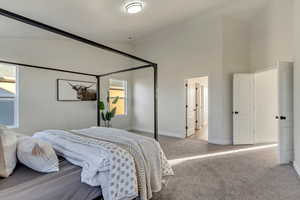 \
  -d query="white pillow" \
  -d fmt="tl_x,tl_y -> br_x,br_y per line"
17,137 -> 59,173
0,125 -> 17,178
